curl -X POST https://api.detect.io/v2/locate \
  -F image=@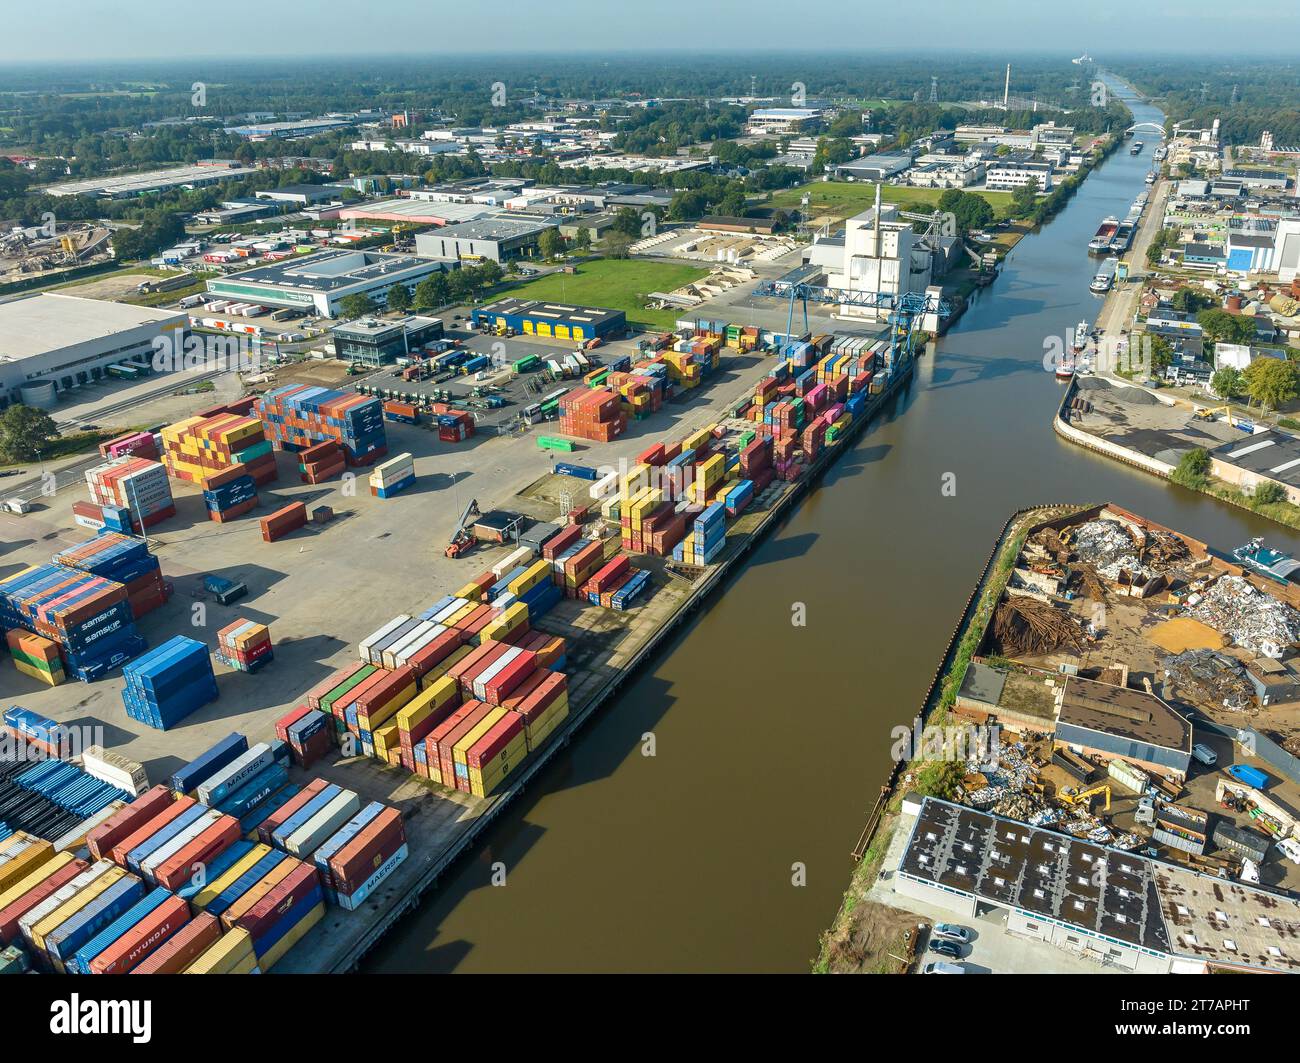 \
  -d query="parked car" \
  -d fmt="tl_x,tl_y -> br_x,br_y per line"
922,961 -> 965,974
928,939 -> 962,960
932,923 -> 972,944
1191,743 -> 1217,767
